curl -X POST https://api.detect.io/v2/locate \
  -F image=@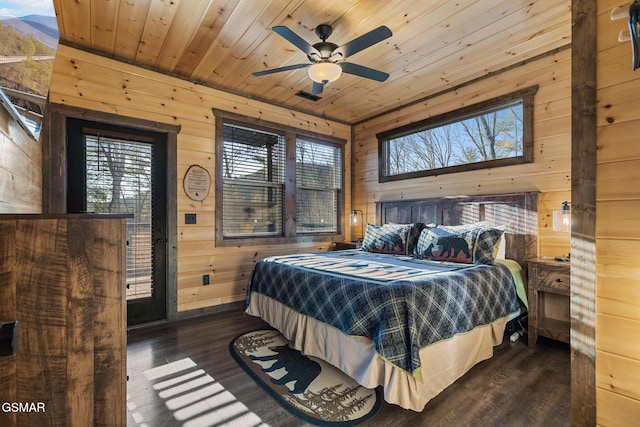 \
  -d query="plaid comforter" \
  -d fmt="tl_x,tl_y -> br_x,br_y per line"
246,250 -> 520,377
